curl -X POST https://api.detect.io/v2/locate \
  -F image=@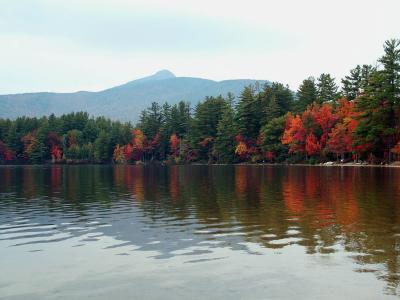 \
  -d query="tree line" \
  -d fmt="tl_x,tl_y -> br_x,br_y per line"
0,39 -> 399,165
